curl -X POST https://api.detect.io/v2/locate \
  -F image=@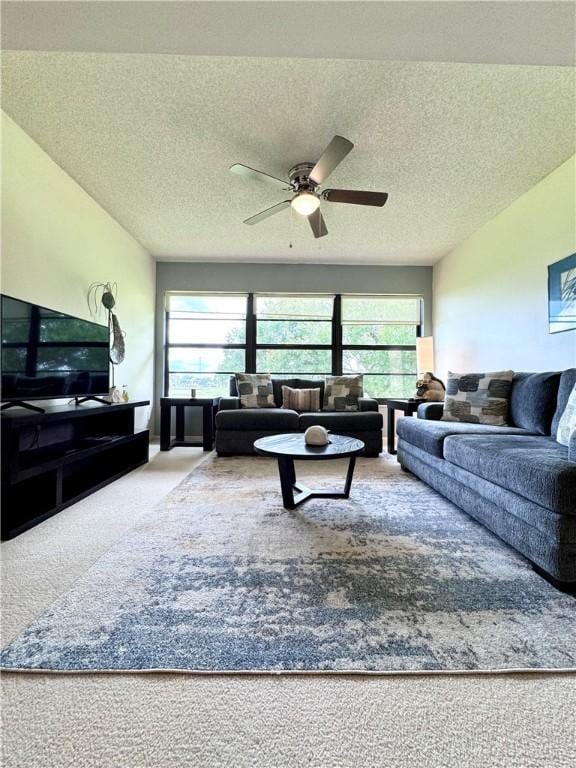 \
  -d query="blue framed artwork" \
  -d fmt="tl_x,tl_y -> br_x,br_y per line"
548,253 -> 576,334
